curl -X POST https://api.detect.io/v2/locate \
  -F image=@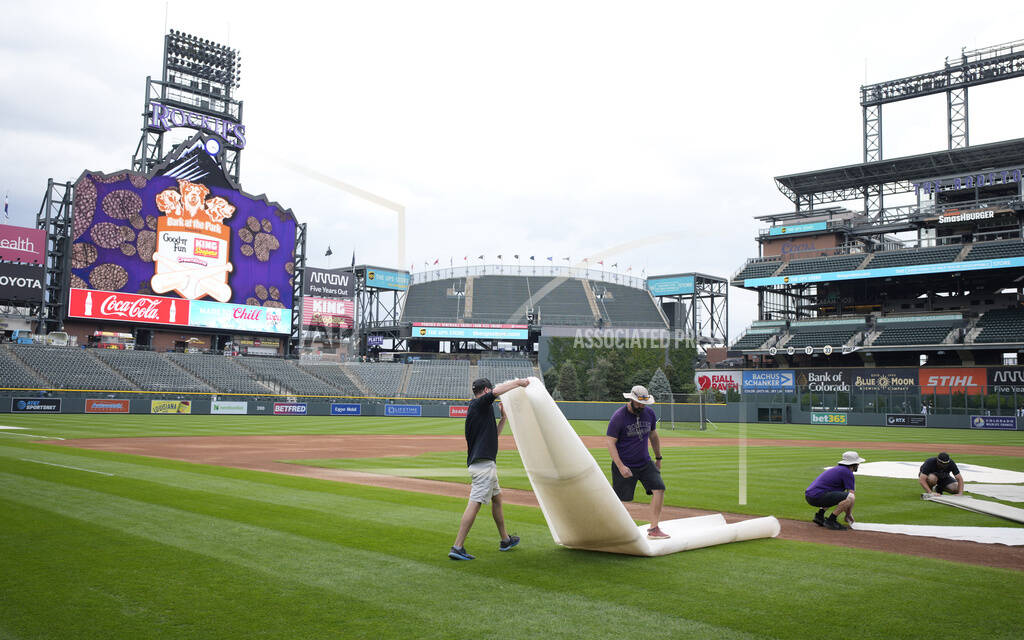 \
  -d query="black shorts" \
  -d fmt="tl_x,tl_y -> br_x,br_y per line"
805,491 -> 848,509
611,461 -> 666,502
930,473 -> 957,491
